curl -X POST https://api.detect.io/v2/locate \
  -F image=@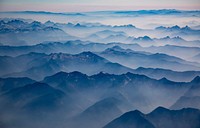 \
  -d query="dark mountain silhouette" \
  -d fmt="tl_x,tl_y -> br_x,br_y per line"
43,71 -> 182,92
104,107 -> 200,128
43,71 -> 191,113
104,110 -> 155,128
